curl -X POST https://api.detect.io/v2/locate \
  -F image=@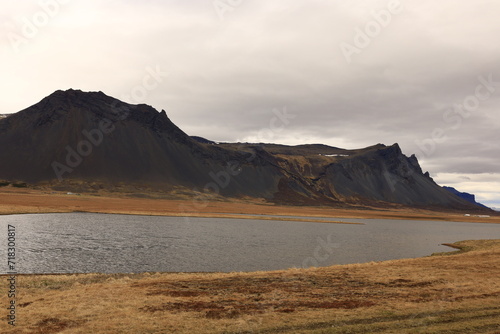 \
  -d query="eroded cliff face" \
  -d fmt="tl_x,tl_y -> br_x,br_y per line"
237,142 -> 478,209
0,89 -> 487,210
